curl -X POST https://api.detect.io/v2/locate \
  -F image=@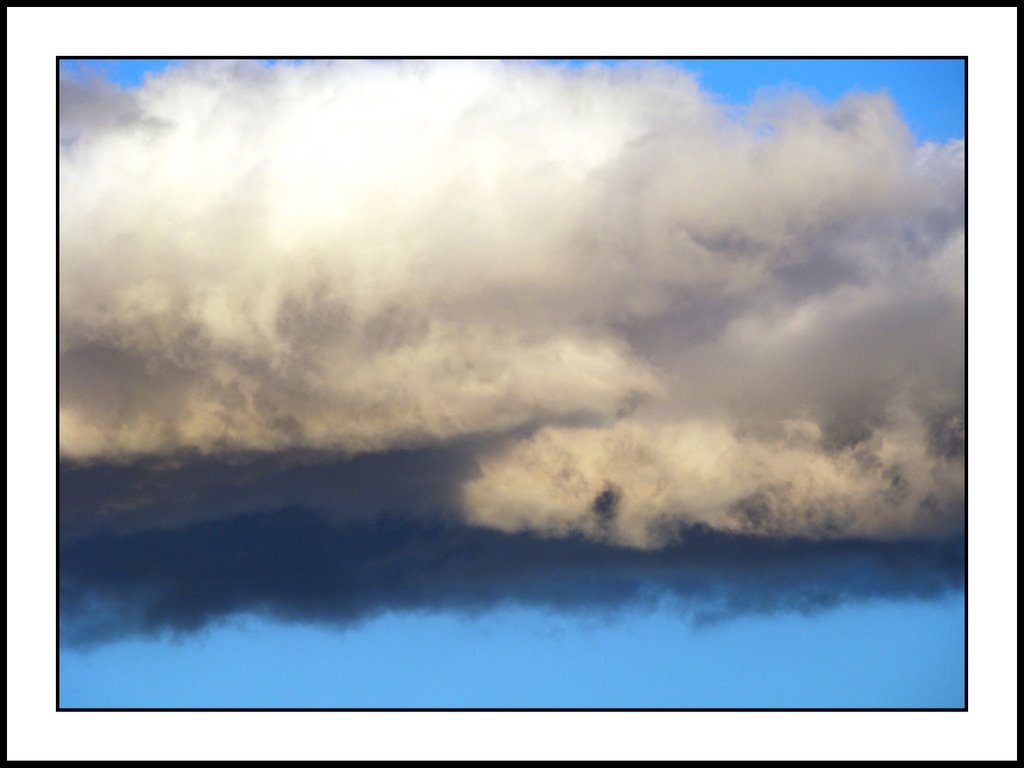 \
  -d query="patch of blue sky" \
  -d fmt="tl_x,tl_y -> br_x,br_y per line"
60,592 -> 964,709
